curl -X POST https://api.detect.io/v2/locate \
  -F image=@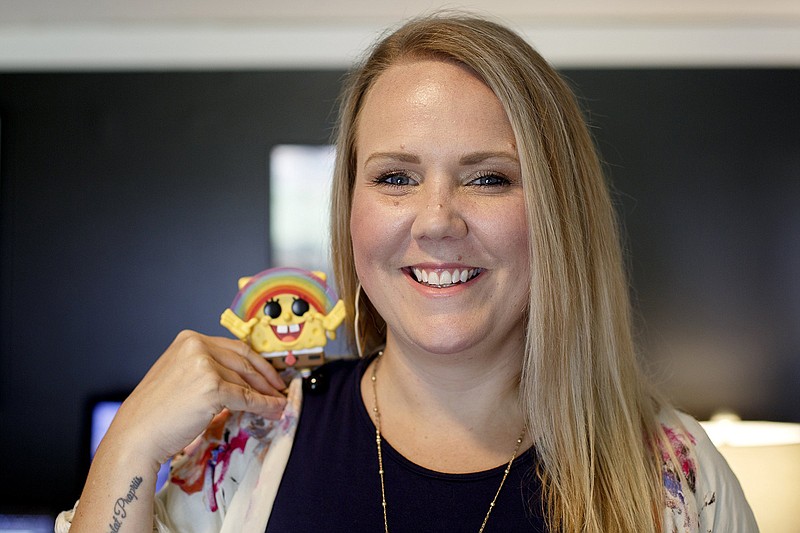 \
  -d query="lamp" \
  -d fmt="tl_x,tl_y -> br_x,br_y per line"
700,412 -> 800,533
